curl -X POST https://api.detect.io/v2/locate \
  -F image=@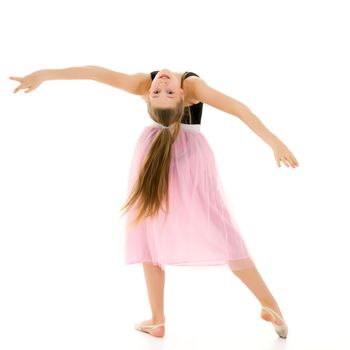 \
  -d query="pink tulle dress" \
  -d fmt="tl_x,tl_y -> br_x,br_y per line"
122,71 -> 256,272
